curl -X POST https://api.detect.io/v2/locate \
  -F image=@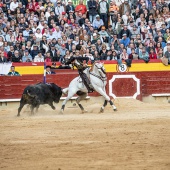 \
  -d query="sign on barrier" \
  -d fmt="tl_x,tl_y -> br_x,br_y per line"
109,75 -> 140,99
